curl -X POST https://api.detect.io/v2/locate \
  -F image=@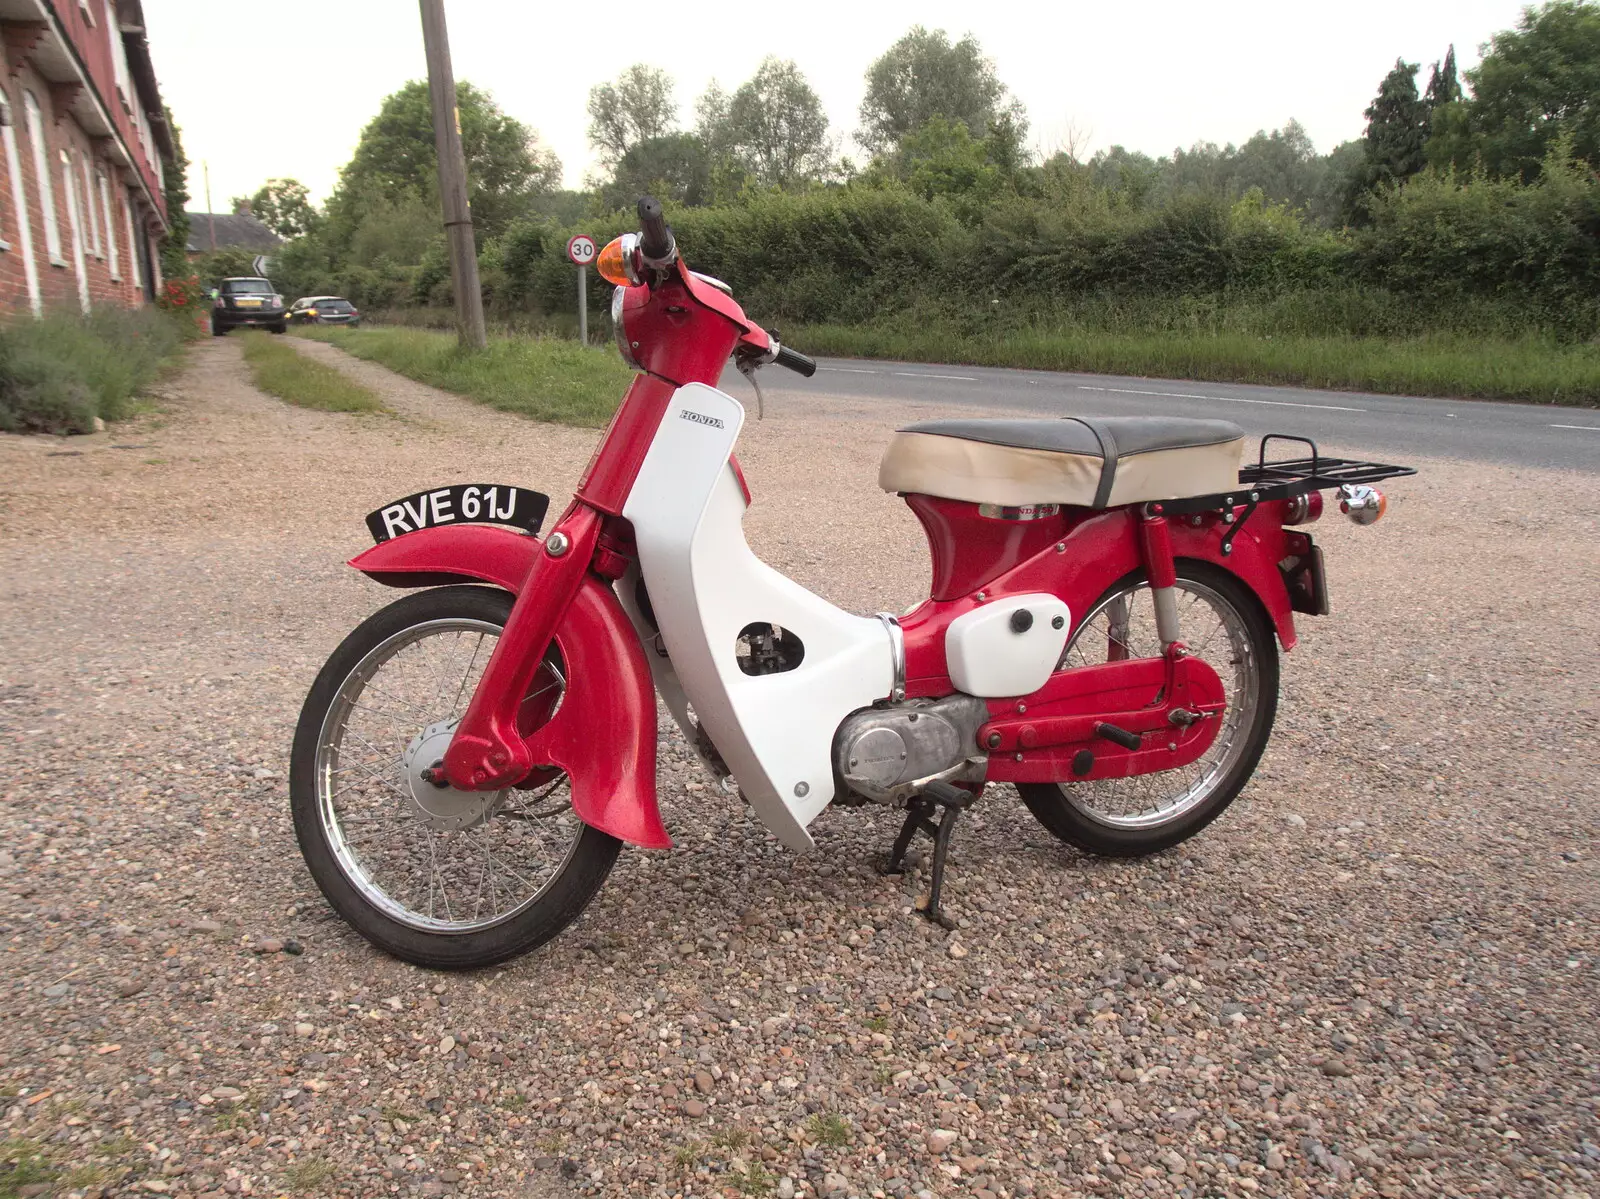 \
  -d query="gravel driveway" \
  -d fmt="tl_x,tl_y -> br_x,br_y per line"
1,336 -> 1596,1199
